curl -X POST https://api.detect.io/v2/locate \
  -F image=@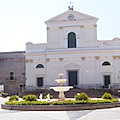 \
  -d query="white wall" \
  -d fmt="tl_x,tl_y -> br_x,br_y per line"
25,10 -> 120,89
